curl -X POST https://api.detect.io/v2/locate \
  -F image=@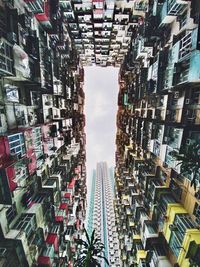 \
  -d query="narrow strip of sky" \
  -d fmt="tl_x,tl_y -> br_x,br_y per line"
84,66 -> 119,188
